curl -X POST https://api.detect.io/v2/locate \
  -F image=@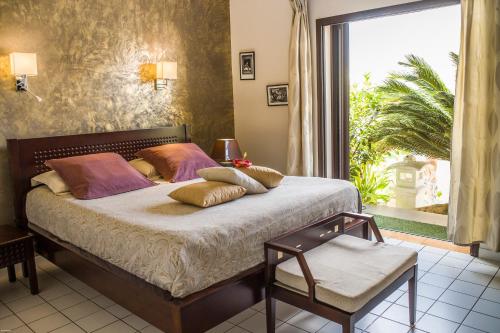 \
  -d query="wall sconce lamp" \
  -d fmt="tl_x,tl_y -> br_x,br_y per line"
10,52 -> 42,102
155,61 -> 177,90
